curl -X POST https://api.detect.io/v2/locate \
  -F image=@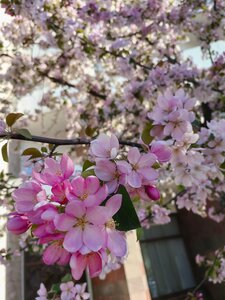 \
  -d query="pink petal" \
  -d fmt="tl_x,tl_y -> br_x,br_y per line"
65,201 -> 86,218
127,171 -> 142,188
60,154 -> 74,178
138,153 -> 156,168
107,230 -> 127,257
105,194 -> 122,217
83,225 -> 104,251
43,244 -> 61,265
151,142 -> 171,163
85,176 -> 100,194
63,227 -> 83,252
88,252 -> 103,278
116,160 -> 131,174
86,206 -> 109,225
54,213 -> 75,231
71,176 -> 85,197
109,134 -> 119,150
106,179 -> 118,194
95,160 -> 115,181
84,184 -> 108,207
58,249 -> 71,265
137,167 -> 158,181
70,254 -> 86,280
127,147 -> 141,164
